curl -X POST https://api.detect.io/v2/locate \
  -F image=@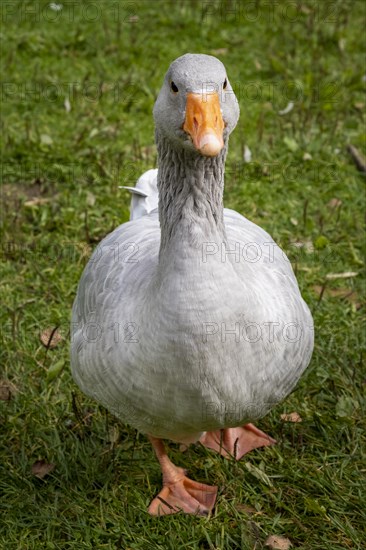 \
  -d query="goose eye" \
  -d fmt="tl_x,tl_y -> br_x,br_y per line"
170,81 -> 179,93
223,78 -> 227,90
